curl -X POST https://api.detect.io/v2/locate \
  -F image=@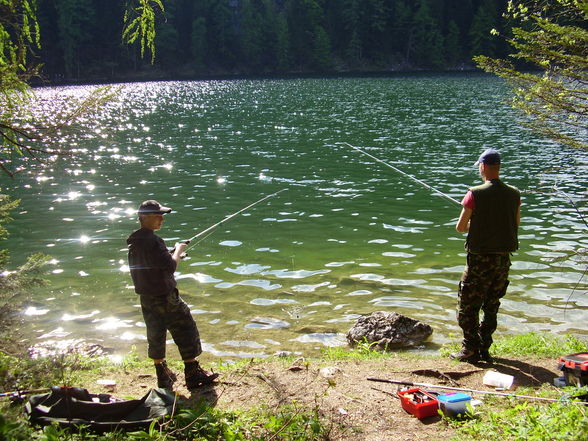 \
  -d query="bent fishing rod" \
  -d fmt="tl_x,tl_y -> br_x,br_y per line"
182,188 -> 288,252
340,142 -> 461,206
